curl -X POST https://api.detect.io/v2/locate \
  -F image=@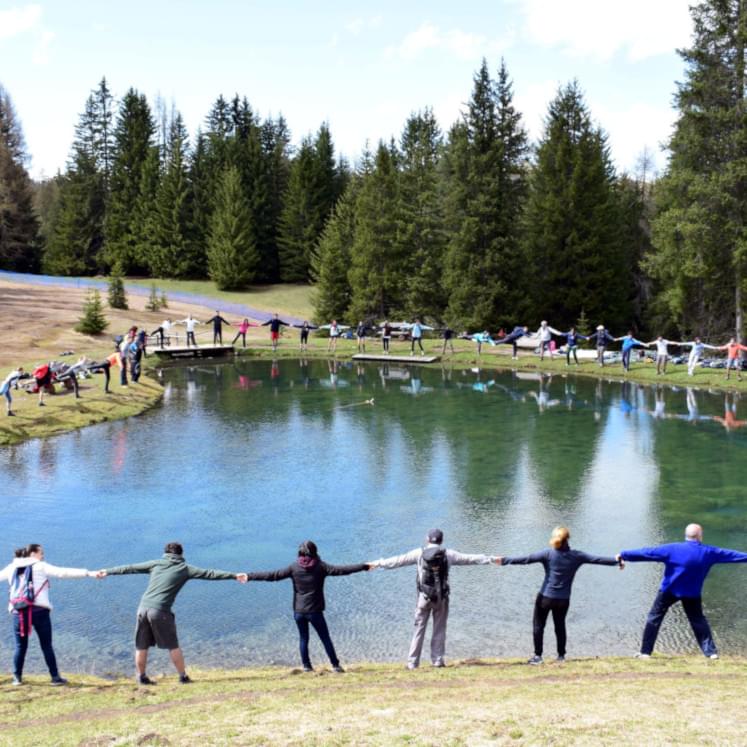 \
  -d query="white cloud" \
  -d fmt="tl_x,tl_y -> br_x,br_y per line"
345,15 -> 382,36
32,29 -> 54,65
0,3 -> 42,40
514,0 -> 691,61
386,21 -> 512,62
